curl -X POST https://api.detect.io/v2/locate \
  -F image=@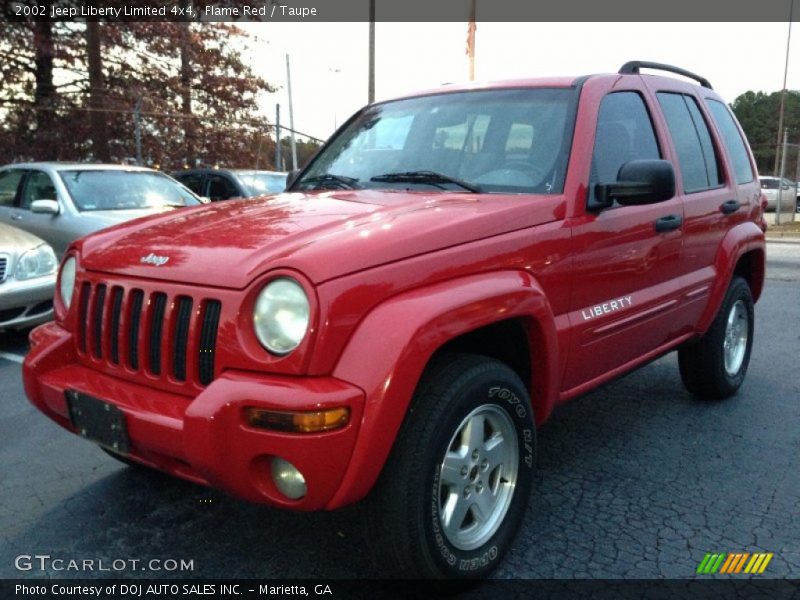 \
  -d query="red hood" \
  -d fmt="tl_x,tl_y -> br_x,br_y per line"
77,190 -> 565,289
